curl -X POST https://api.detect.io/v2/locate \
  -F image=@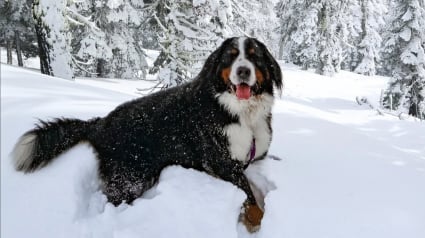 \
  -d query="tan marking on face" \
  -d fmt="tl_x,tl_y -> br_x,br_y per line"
255,68 -> 264,84
248,48 -> 255,55
231,48 -> 238,55
221,67 -> 231,83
